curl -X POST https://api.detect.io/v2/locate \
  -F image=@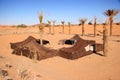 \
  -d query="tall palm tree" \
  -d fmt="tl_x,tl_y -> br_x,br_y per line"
38,12 -> 43,45
53,20 -> 56,34
68,22 -> 71,34
61,21 -> 65,34
48,20 -> 51,34
79,18 -> 87,36
94,17 -> 97,36
103,19 -> 109,56
104,9 -> 119,36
